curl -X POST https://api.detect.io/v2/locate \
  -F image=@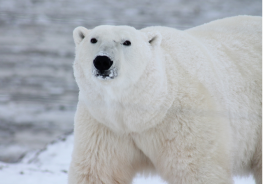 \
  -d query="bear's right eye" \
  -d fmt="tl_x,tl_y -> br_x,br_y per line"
91,38 -> 97,44
123,40 -> 131,46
